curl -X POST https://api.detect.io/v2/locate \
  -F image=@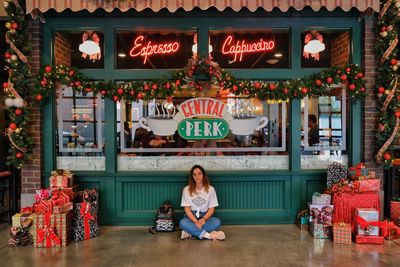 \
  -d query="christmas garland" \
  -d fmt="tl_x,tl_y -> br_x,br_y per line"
374,0 -> 400,168
3,0 -> 369,168
3,0 -> 34,168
